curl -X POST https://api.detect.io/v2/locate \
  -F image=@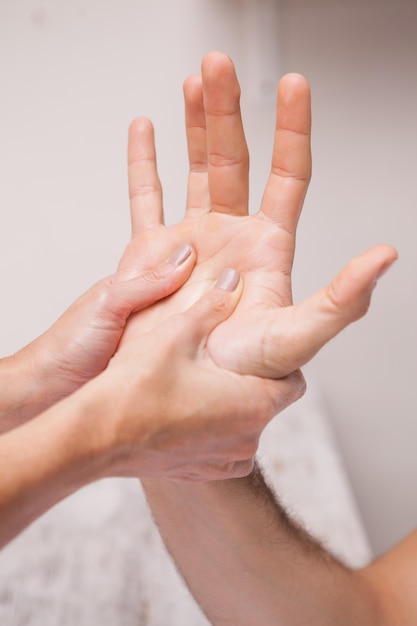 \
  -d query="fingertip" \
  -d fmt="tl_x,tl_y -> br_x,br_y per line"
368,245 -> 398,291
277,74 -> 311,111
167,243 -> 195,267
371,244 -> 398,280
183,75 -> 205,127
288,369 -> 307,402
351,244 -> 398,287
183,74 -> 203,97
182,268 -> 242,342
214,268 -> 241,292
127,117 -> 156,167
204,267 -> 243,322
278,72 -> 310,93
276,73 -> 311,135
323,244 -> 398,325
201,51 -> 234,76
201,51 -> 240,101
128,116 -> 154,139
